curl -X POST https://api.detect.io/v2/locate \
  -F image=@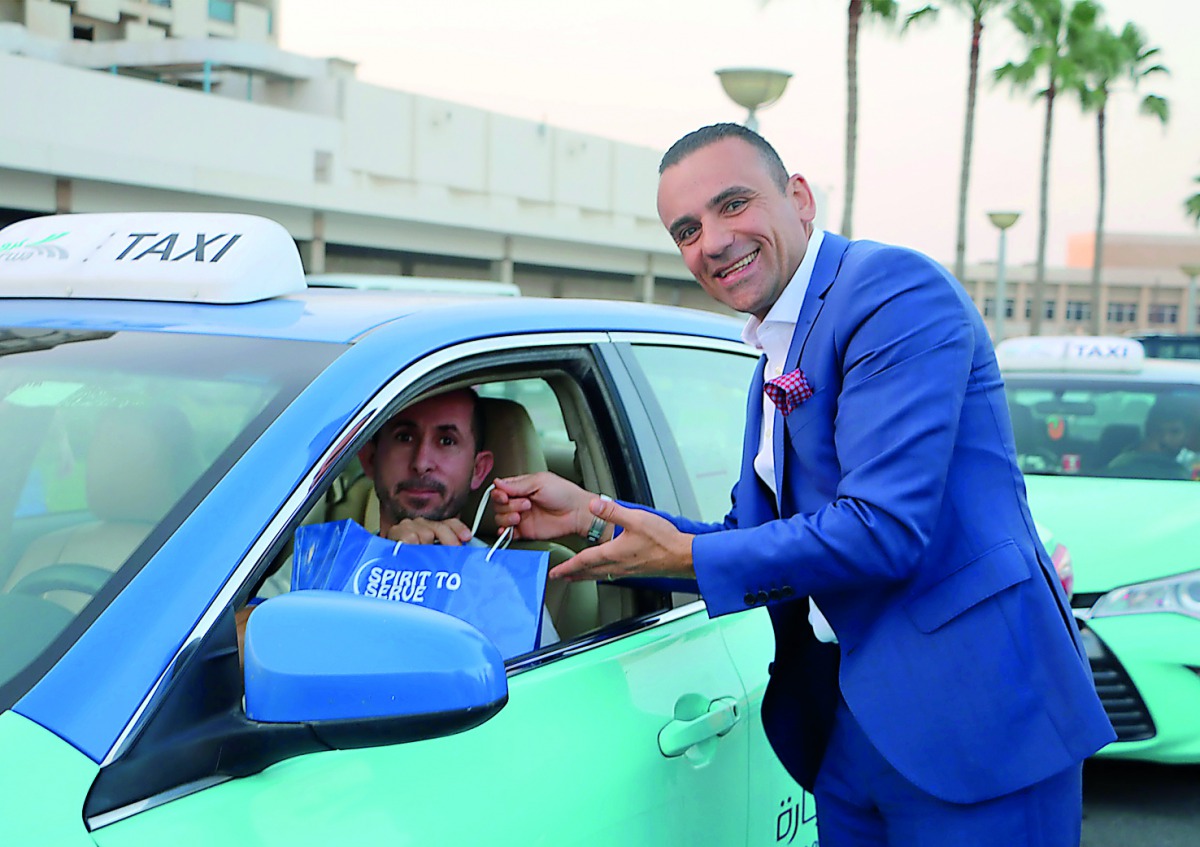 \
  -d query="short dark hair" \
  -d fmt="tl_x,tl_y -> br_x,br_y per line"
1147,395 -> 1193,436
659,123 -> 790,191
